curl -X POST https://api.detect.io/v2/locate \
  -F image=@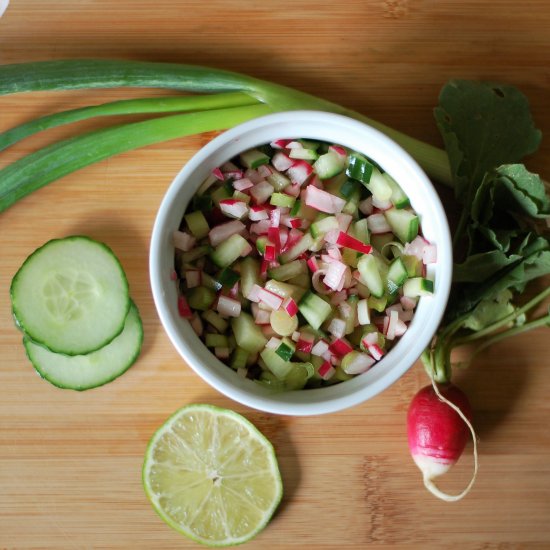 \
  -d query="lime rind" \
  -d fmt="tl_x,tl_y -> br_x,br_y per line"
142,404 -> 283,547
